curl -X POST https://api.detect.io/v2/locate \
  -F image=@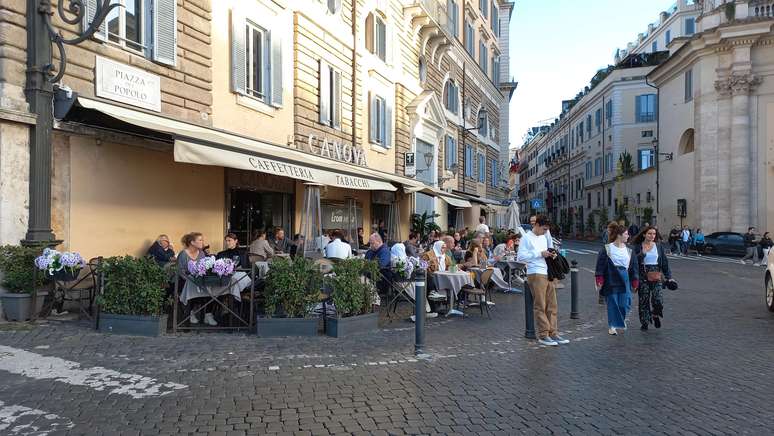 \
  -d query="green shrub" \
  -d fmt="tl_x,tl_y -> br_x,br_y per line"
264,257 -> 323,318
0,245 -> 46,293
97,256 -> 166,316
327,259 -> 379,318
